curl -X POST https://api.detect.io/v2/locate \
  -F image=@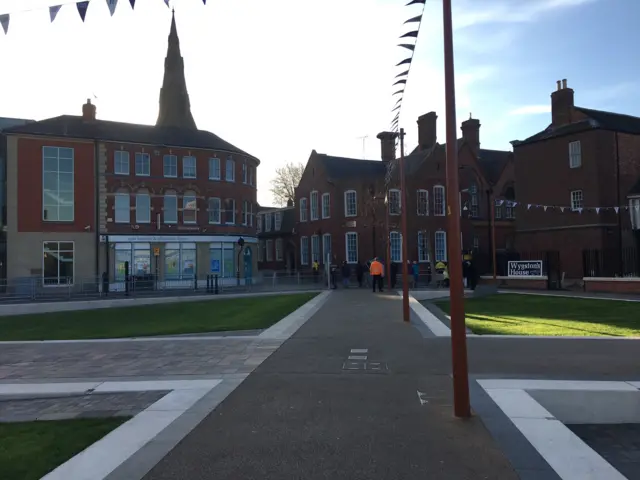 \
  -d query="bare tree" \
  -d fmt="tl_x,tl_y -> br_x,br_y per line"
270,162 -> 305,206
